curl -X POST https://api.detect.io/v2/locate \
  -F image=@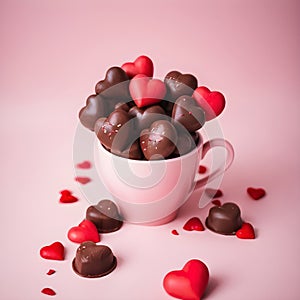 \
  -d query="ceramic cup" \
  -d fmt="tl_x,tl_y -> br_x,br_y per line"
95,134 -> 234,225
